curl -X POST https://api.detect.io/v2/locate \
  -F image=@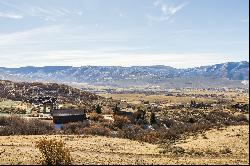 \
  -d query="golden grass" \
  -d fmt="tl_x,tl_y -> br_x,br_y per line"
0,125 -> 248,165
176,125 -> 249,156
99,93 -> 216,104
